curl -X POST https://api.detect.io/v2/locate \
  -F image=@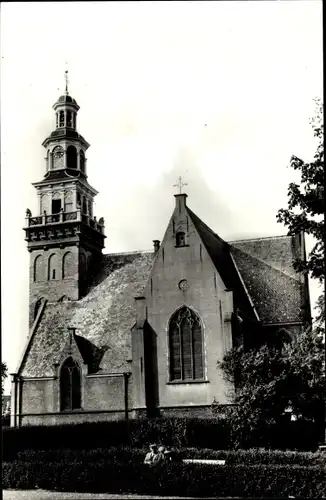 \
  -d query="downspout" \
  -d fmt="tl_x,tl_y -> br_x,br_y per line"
17,376 -> 22,428
10,374 -> 17,428
124,372 -> 131,421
